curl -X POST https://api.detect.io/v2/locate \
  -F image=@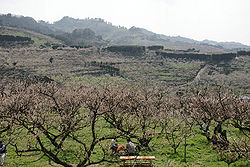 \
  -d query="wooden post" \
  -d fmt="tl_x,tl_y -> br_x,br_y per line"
184,119 -> 187,163
183,107 -> 187,163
